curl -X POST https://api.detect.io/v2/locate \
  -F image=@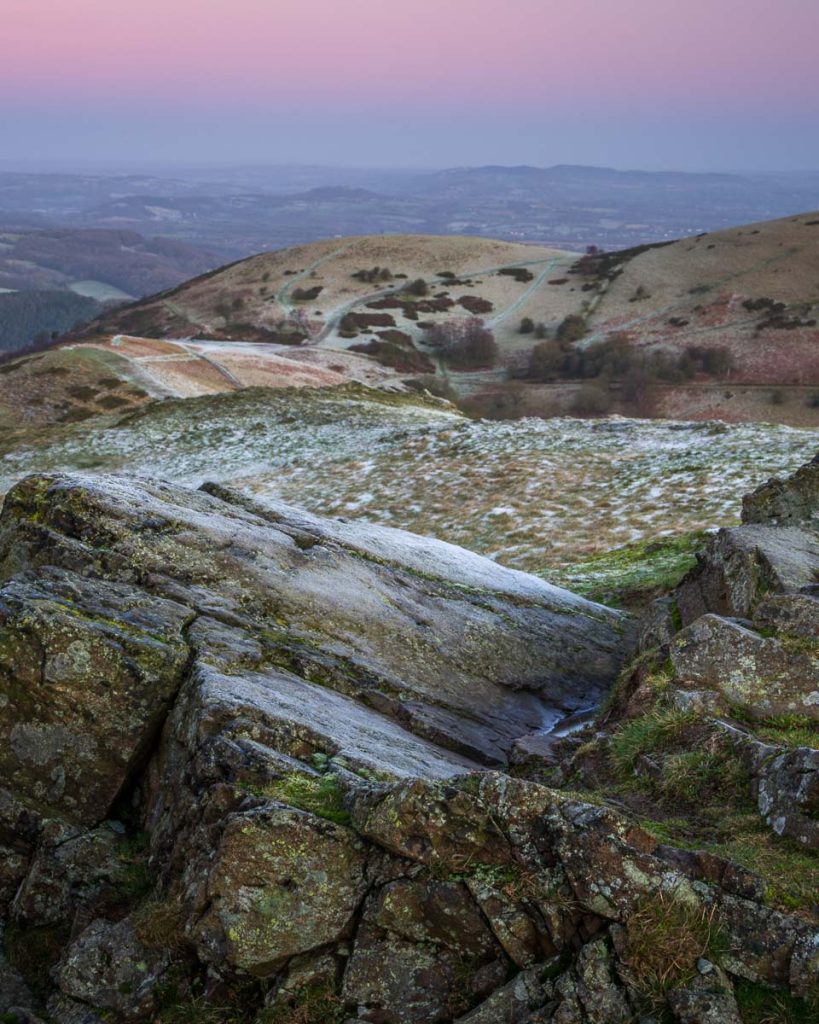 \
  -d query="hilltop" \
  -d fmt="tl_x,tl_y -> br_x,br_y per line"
80,213 -> 819,425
